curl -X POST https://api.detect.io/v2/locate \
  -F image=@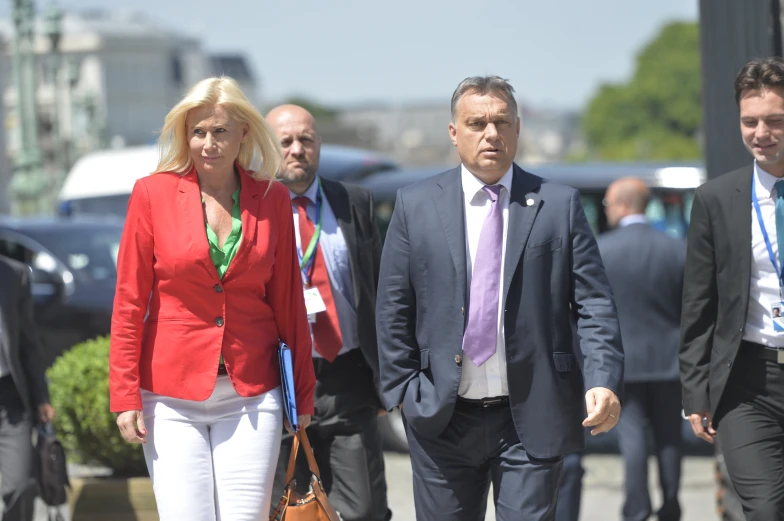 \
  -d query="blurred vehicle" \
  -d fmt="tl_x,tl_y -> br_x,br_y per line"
57,144 -> 398,217
358,161 -> 709,455
0,216 -> 124,367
